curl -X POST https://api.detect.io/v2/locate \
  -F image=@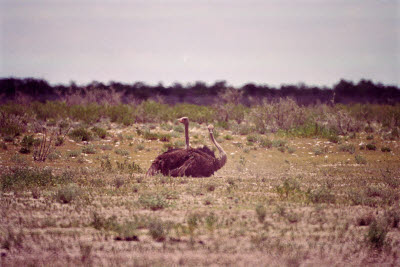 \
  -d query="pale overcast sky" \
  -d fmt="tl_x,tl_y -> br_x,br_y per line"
1,0 -> 399,86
